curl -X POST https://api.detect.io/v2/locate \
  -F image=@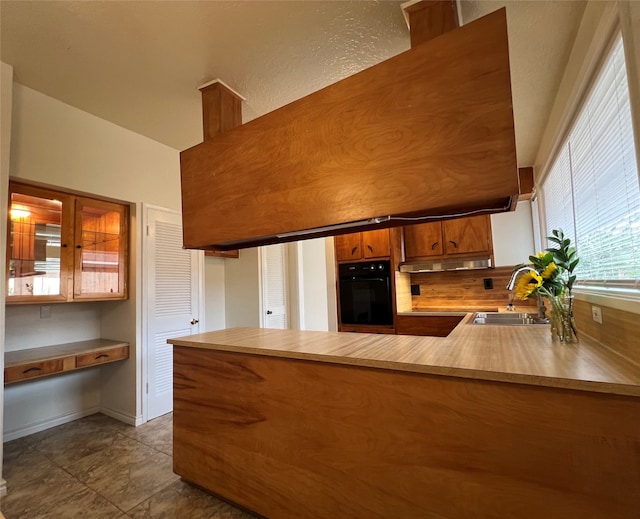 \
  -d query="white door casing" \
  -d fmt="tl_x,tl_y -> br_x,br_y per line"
259,243 -> 288,329
142,205 -> 203,421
